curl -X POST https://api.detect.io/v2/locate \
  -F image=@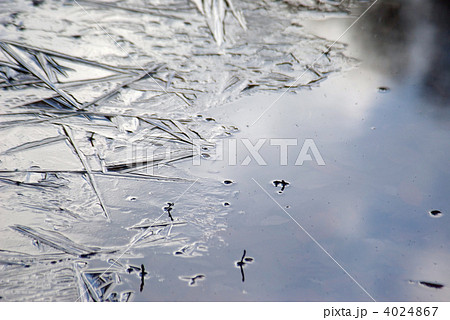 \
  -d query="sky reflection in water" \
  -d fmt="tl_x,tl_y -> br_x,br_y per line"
186,0 -> 450,301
